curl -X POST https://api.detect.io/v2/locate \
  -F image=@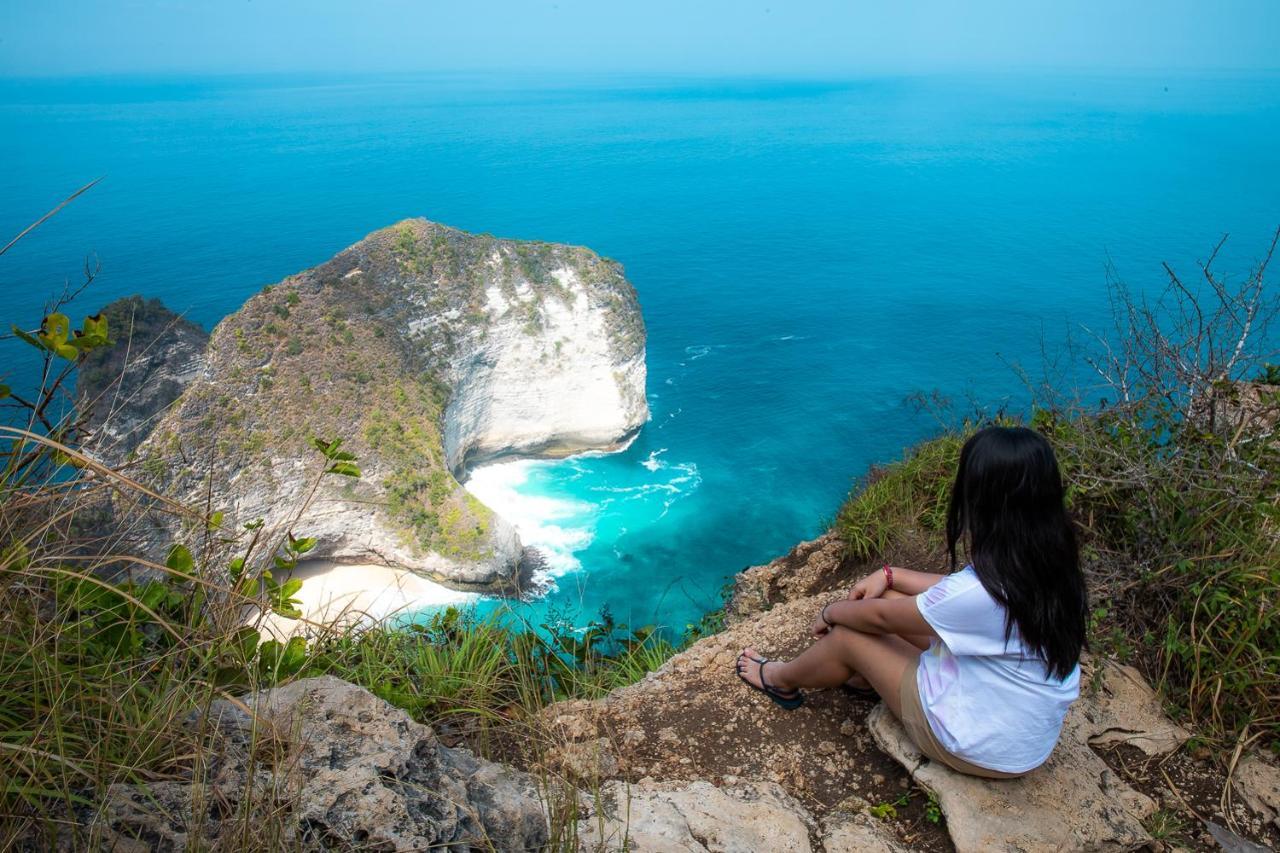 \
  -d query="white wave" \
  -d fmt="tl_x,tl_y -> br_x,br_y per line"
584,459 -> 703,524
685,345 -> 711,360
464,460 -> 595,581
641,448 -> 668,471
